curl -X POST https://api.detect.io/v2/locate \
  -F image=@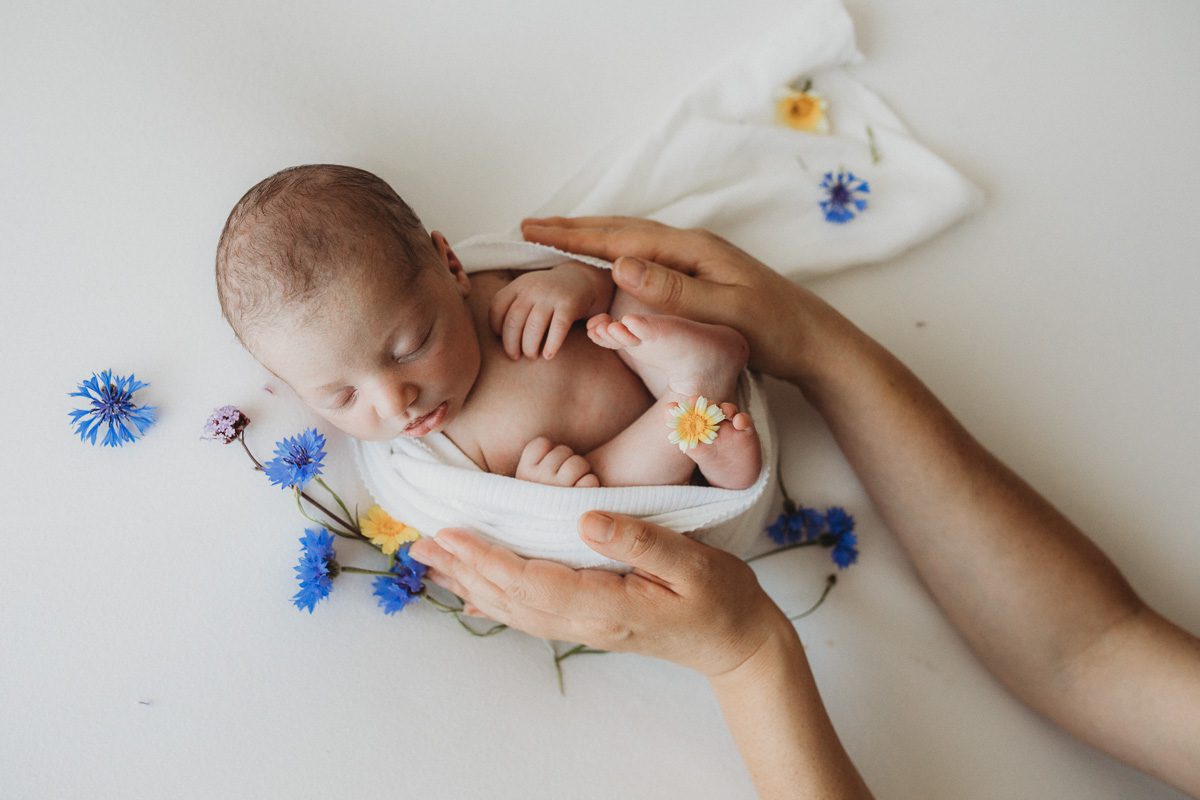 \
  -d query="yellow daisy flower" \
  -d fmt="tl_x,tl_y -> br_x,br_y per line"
667,396 -> 726,452
775,88 -> 829,134
359,505 -> 420,555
